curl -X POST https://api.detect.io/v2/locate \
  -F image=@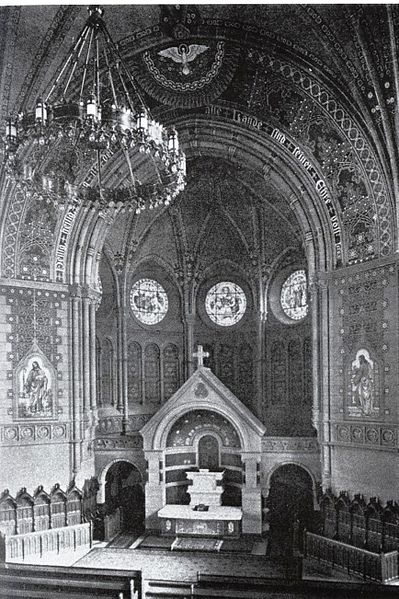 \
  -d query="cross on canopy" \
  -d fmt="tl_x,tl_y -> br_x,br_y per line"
193,344 -> 209,368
